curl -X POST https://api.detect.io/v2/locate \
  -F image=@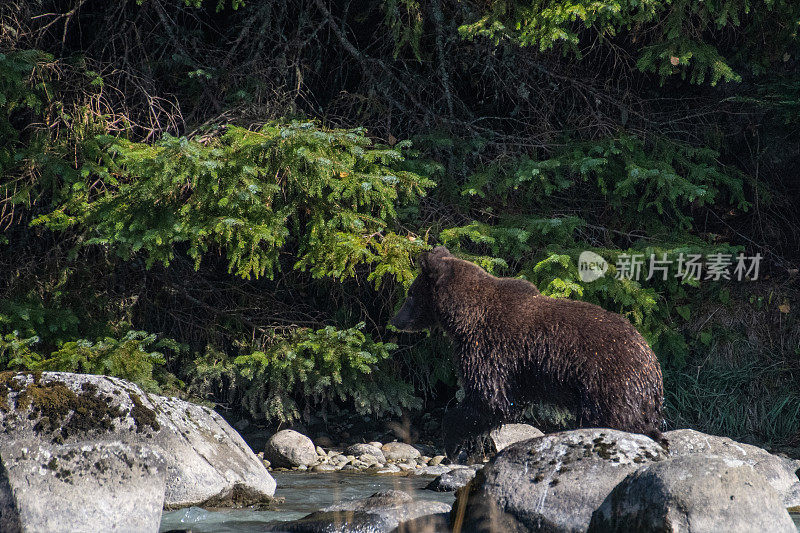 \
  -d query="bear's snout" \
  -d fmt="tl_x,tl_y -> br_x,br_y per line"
390,295 -> 431,332
389,302 -> 412,330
